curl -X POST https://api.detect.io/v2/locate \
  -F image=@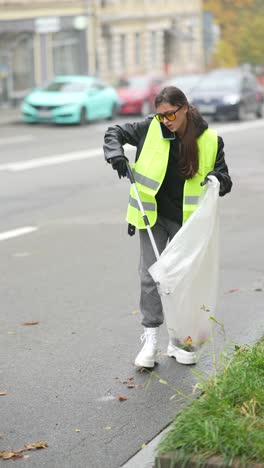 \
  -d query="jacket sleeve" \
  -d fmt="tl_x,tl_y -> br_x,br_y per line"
207,136 -> 233,197
103,118 -> 151,163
